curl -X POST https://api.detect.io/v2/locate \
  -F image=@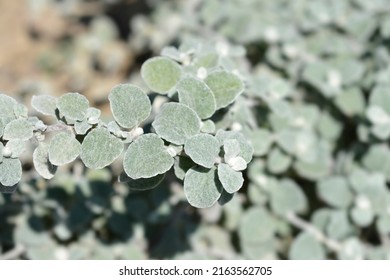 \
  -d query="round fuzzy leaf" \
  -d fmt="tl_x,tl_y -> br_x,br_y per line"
141,56 -> 182,94
350,207 -> 374,227
124,134 -> 174,179
184,166 -> 222,208
3,119 -> 33,141
270,179 -> 307,216
205,70 -> 244,109
317,177 -> 353,208
239,207 -> 276,244
267,147 -> 292,174
33,143 -> 57,179
49,132 -> 81,165
31,95 -> 57,116
337,238 -> 364,260
0,143 -> 3,163
184,134 -> 220,168
0,118 -> 5,138
0,158 -> 22,186
218,163 -> 244,193
0,94 -> 17,119
152,102 -> 201,145
250,129 -> 273,156
57,93 -> 89,121
74,120 -> 92,135
121,173 -> 165,191
81,128 -> 124,169
289,233 -> 325,260
4,139 -> 26,158
216,130 -> 253,163
109,84 -> 151,129
177,77 -> 216,119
